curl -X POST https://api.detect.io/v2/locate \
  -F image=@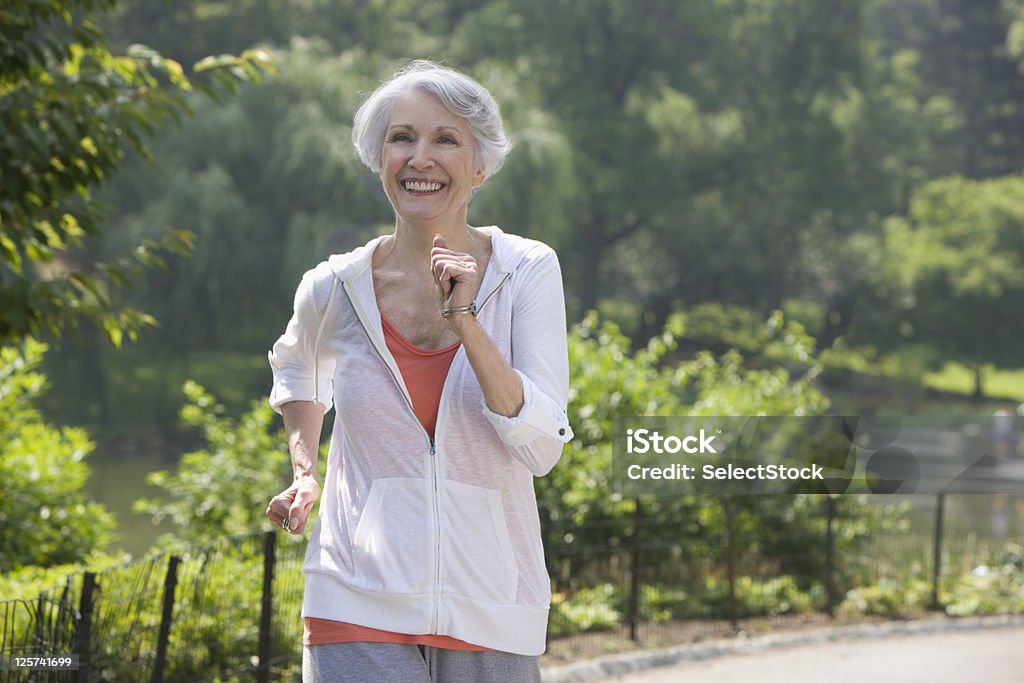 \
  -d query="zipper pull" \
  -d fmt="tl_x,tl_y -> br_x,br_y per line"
429,440 -> 436,456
